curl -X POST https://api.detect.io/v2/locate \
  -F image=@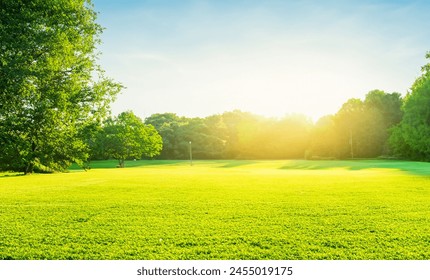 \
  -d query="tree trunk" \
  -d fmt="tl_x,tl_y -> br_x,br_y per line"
24,141 -> 37,174
24,163 -> 34,175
